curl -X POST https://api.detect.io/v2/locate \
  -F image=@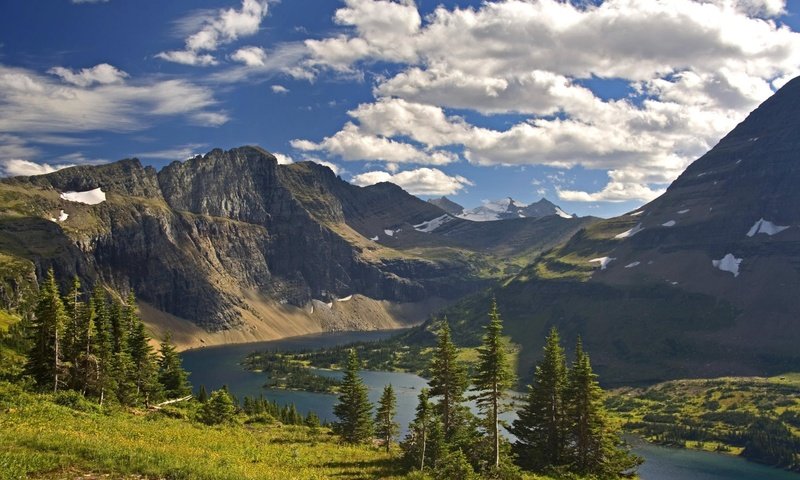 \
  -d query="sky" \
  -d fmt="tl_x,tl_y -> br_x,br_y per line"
2,0 -> 800,218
